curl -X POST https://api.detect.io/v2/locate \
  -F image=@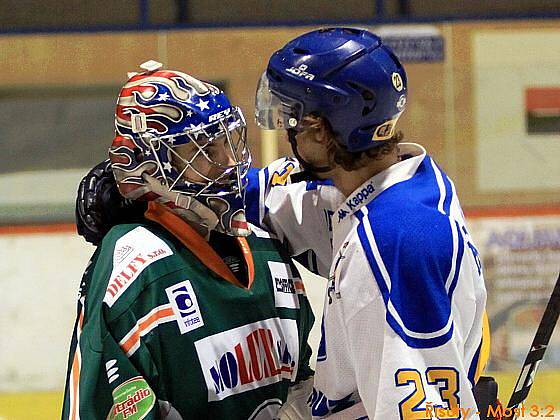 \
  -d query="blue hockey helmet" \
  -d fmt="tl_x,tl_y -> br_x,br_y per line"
110,61 -> 251,236
256,27 -> 407,152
